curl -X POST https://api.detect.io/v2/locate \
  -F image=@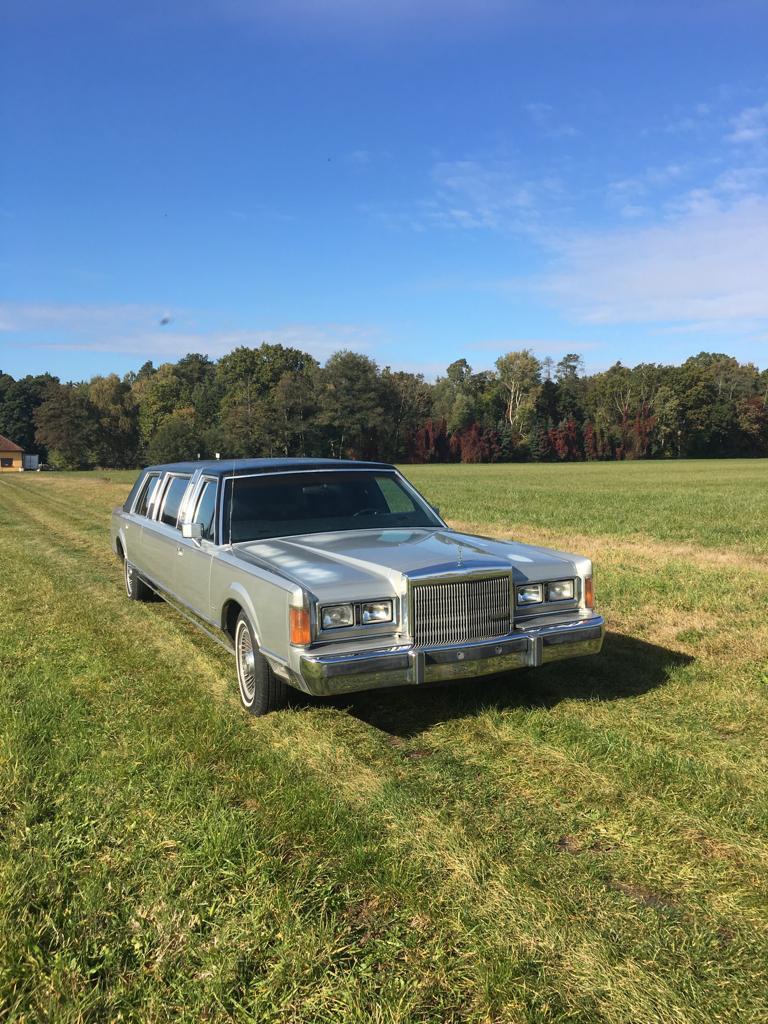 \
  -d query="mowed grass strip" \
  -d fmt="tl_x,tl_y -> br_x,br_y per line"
0,462 -> 767,1023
